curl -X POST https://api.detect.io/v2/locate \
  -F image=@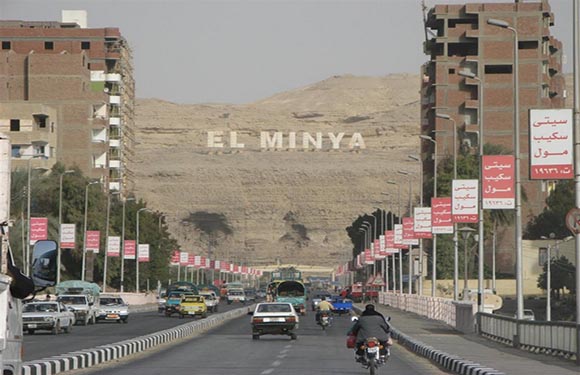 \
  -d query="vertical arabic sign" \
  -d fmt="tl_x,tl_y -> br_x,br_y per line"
482,155 -> 515,209
413,207 -> 432,238
107,236 -> 121,257
402,217 -> 419,245
364,249 -> 373,264
393,224 -> 409,250
179,251 -> 189,265
86,231 -> 100,253
30,217 -> 48,244
529,109 -> 573,179
385,230 -> 398,254
138,244 -> 150,262
374,240 -> 384,260
60,223 -> 76,248
452,180 -> 478,223
378,235 -> 387,258
431,197 -> 453,234
124,240 -> 136,260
